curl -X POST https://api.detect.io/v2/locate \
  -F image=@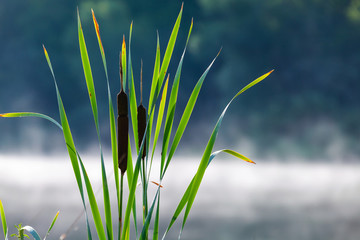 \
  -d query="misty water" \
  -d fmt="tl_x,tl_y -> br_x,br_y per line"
1,154 -> 360,240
